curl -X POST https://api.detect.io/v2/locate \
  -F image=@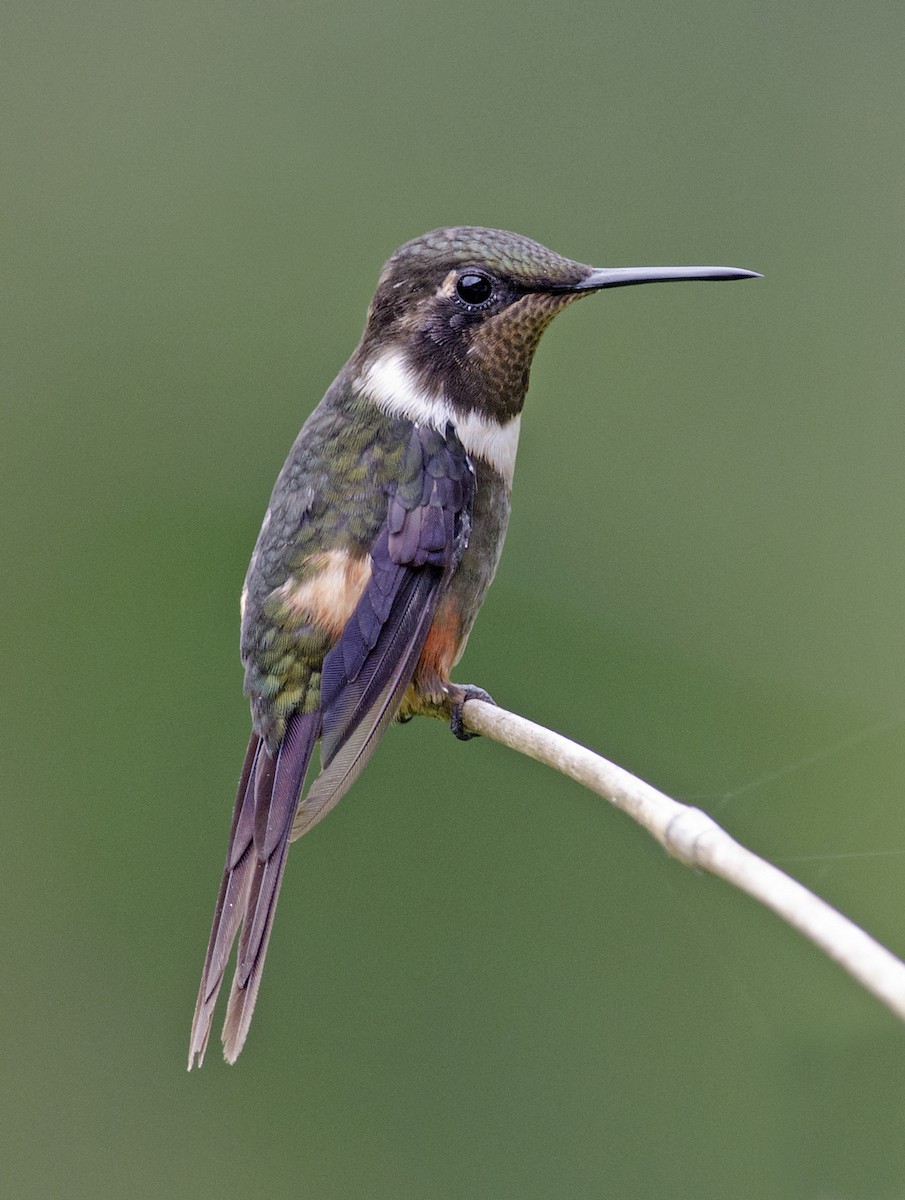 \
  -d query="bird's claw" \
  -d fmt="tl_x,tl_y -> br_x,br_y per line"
449,685 -> 496,741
